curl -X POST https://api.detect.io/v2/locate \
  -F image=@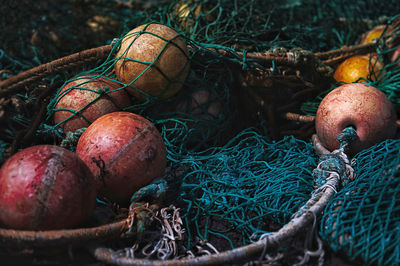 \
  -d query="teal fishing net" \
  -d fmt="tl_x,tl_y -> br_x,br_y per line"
301,60 -> 400,115
320,139 -> 400,266
301,16 -> 400,115
1,0 -> 400,264
44,28 -> 235,152
173,130 -> 317,249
